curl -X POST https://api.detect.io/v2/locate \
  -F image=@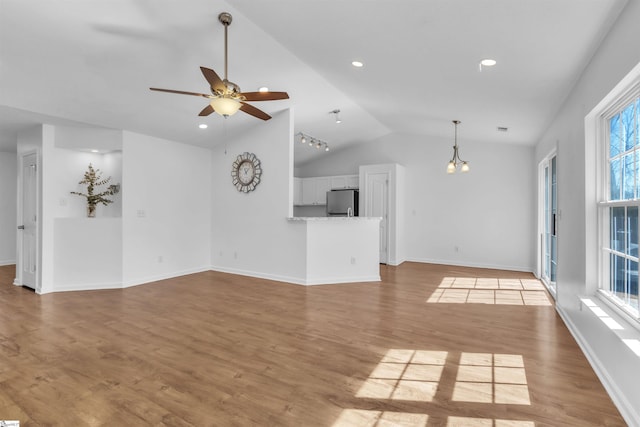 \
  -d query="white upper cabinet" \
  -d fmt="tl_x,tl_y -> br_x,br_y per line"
293,177 -> 302,206
301,177 -> 330,205
330,174 -> 359,190
295,175 -> 358,206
